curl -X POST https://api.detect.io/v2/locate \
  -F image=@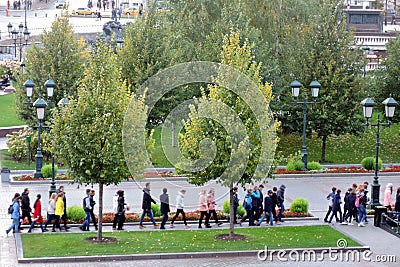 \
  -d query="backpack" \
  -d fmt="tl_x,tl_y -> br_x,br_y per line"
355,195 -> 360,208
242,195 -> 252,210
8,203 -> 14,214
